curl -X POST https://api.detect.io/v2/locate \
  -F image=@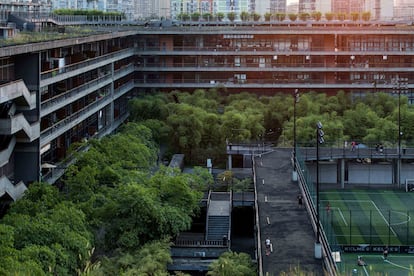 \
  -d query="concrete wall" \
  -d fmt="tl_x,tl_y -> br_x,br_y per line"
307,160 -> 406,186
